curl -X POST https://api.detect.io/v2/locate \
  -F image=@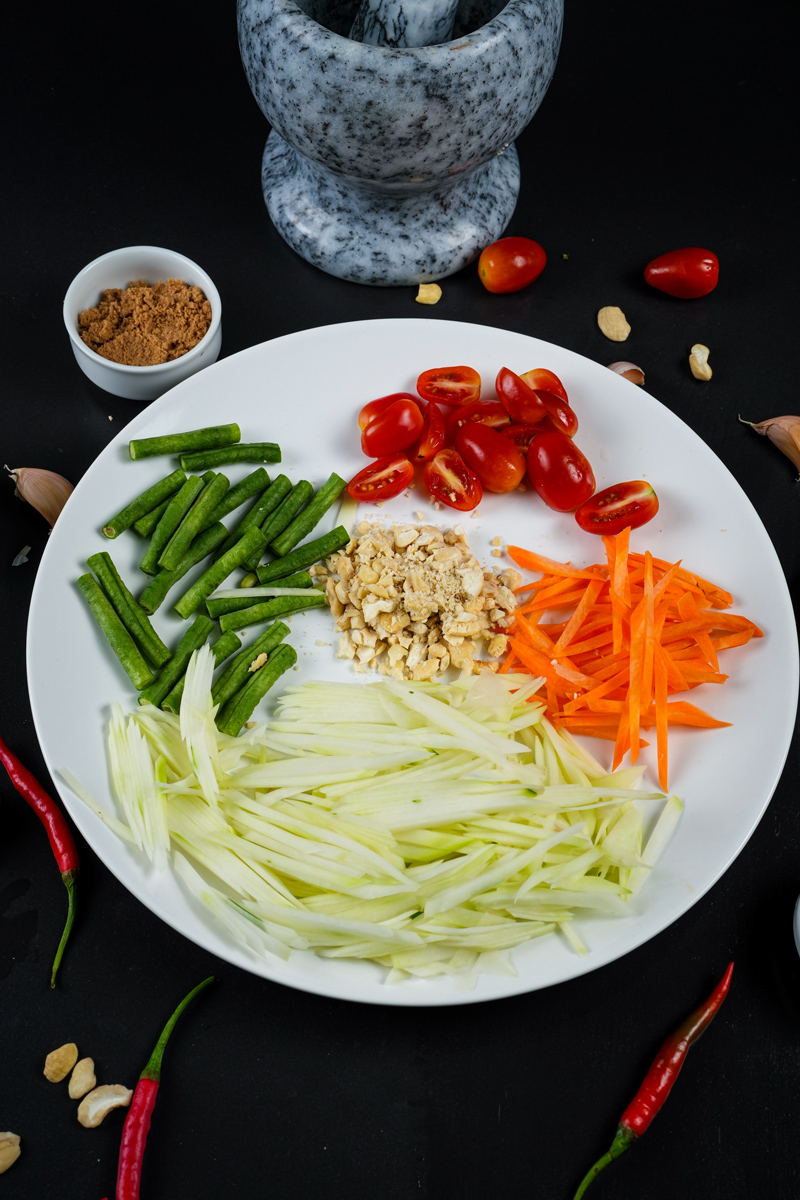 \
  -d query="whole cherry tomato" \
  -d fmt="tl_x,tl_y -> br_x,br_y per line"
417,365 -> 481,406
424,449 -> 482,511
454,423 -> 526,493
527,430 -> 596,512
408,400 -> 447,463
496,367 -> 547,424
446,400 -> 511,441
361,396 -> 423,457
502,423 -> 542,450
574,480 -> 659,535
358,392 -> 418,431
519,368 -> 569,403
347,454 -> 414,502
478,237 -> 547,294
643,247 -> 719,299
539,391 -> 579,438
